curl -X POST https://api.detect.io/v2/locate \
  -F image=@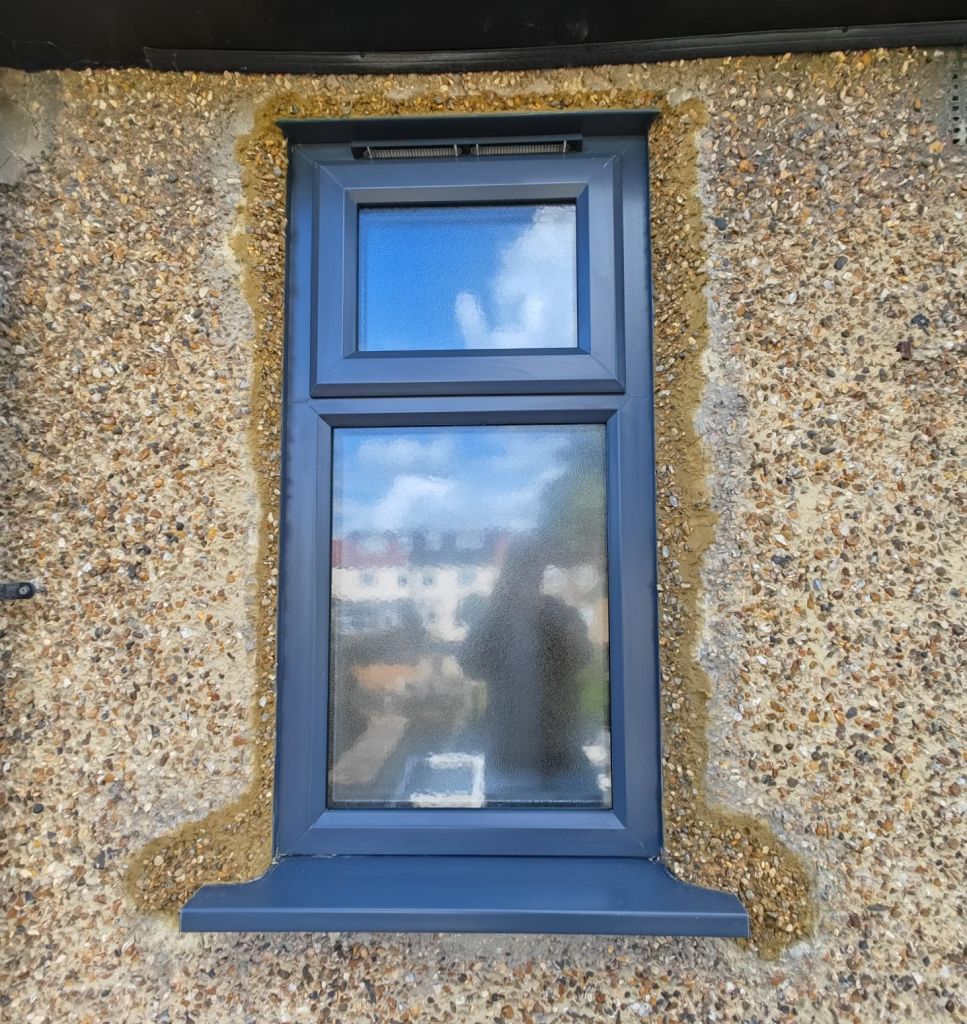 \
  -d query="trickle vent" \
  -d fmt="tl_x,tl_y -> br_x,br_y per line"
360,144 -> 461,159
356,139 -> 579,160
471,141 -> 575,156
